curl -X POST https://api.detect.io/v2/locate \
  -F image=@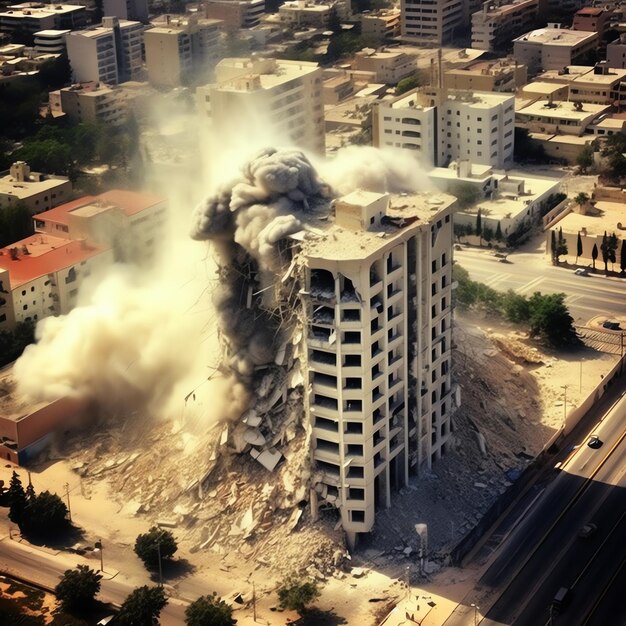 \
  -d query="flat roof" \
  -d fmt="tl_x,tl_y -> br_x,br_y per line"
517,99 -> 610,121
0,171 -> 69,200
514,28 -> 598,46
299,191 -> 455,262
0,234 -> 108,289
1,3 -> 85,18
34,29 -> 70,36
478,0 -> 537,18
558,200 -> 626,238
522,81 -> 567,95
70,19 -> 140,38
